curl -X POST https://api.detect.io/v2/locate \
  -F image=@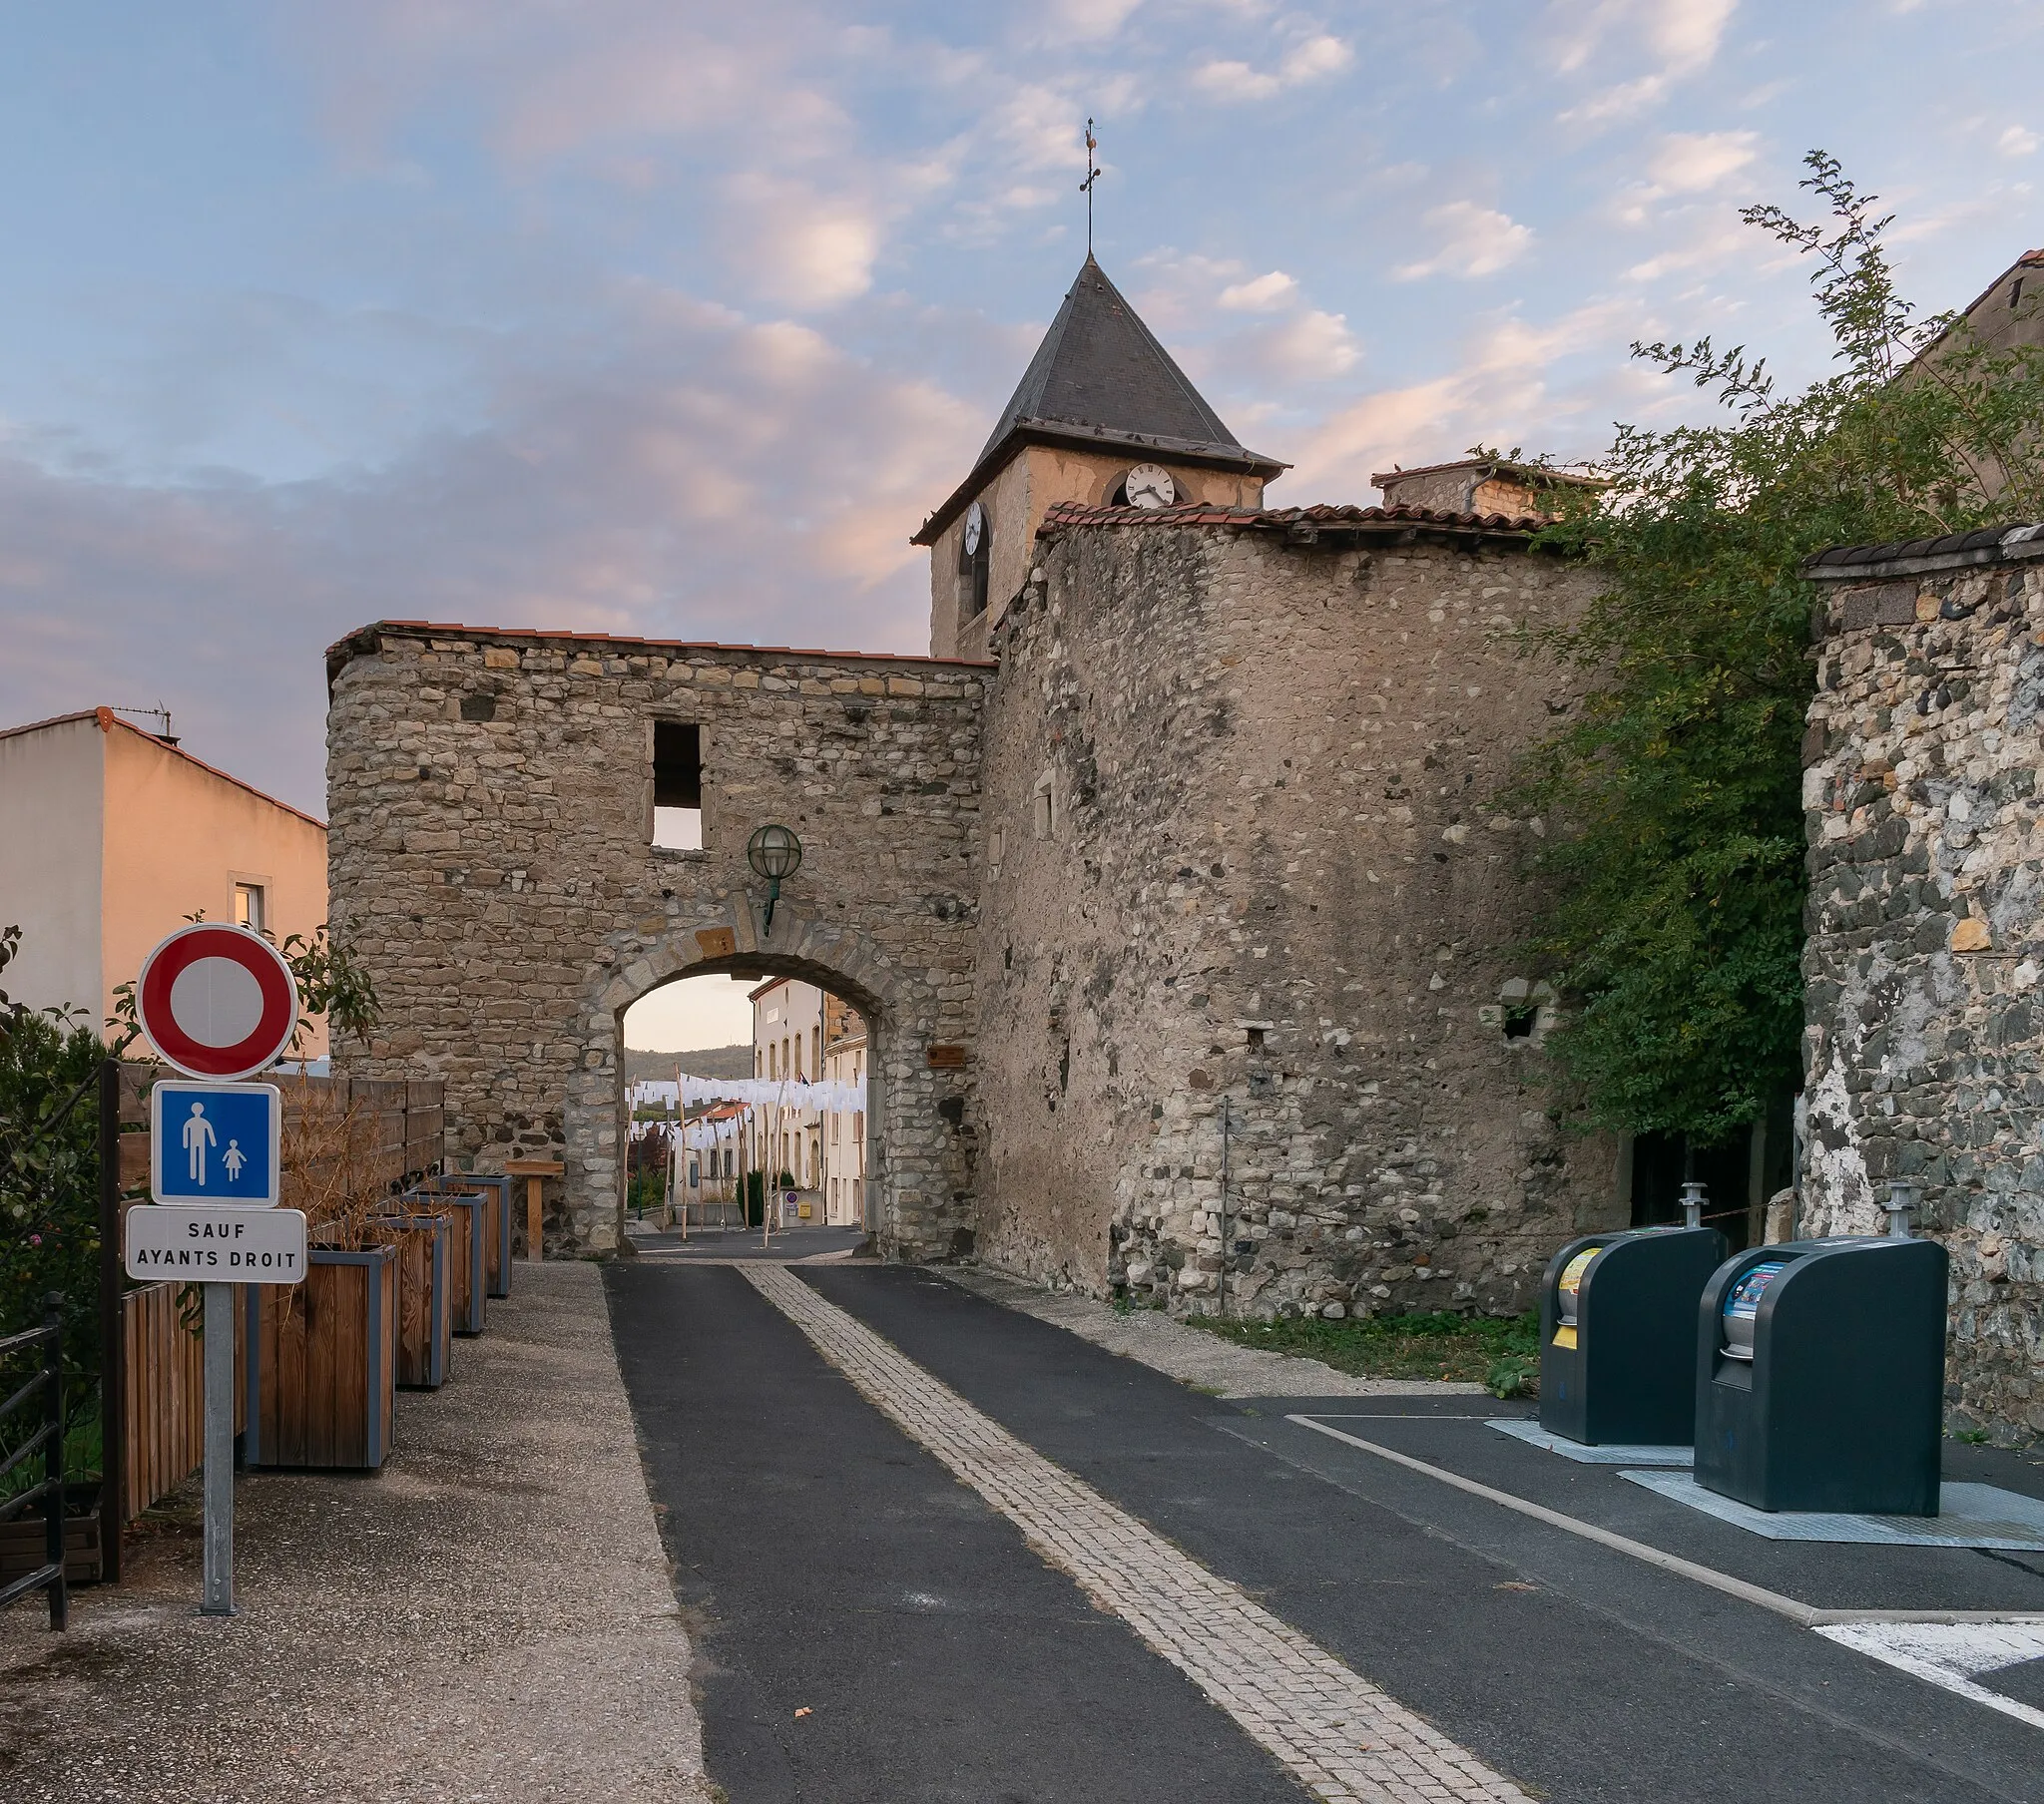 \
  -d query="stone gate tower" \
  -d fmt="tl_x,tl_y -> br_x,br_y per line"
935,257 -> 1625,1319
